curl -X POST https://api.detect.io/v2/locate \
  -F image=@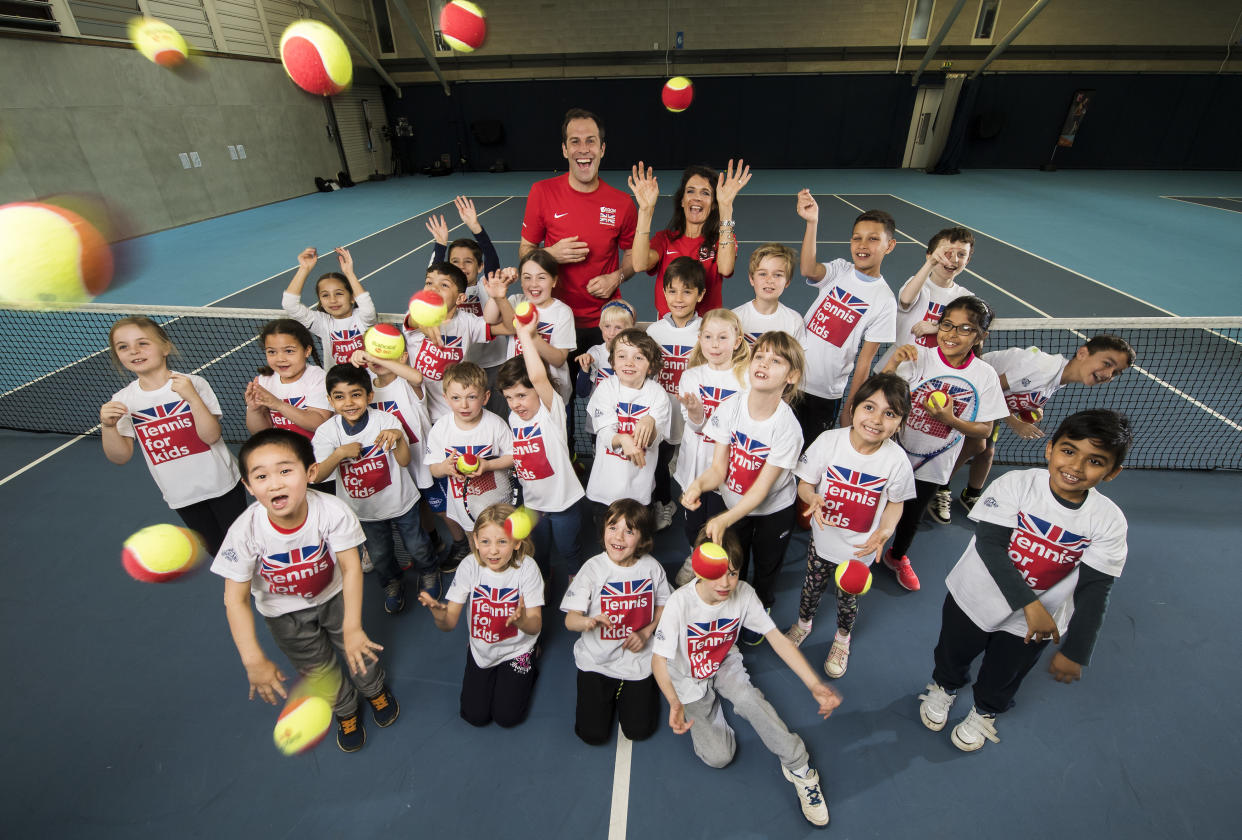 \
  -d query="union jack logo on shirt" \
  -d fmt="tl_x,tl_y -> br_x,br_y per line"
827,286 -> 870,315
698,386 -> 737,415
601,578 -> 654,598
593,366 -> 615,385
330,327 -> 361,343
282,395 -> 307,410
356,442 -> 387,460
730,431 -> 770,460
439,335 -> 464,350
916,378 -> 975,409
661,344 -> 694,360
472,584 -> 520,604
1015,513 -> 1091,553
824,465 -> 887,491
132,400 -> 192,424
617,402 -> 651,420
261,543 -> 329,576
448,443 -> 493,459
687,617 -> 741,640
